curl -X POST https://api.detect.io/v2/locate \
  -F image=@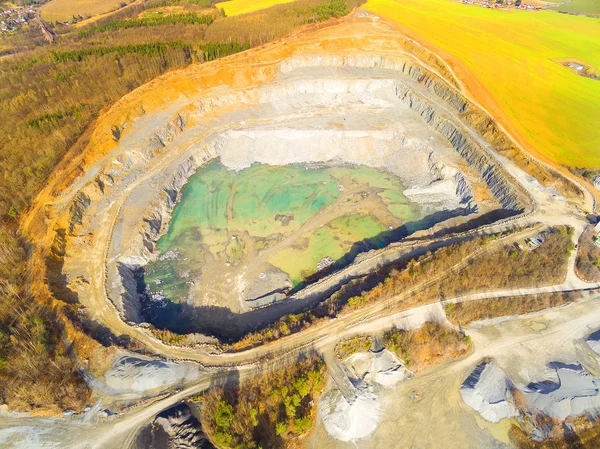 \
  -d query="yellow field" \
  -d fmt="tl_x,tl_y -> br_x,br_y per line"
40,0 -> 129,22
365,0 -> 600,168
219,0 -> 296,16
